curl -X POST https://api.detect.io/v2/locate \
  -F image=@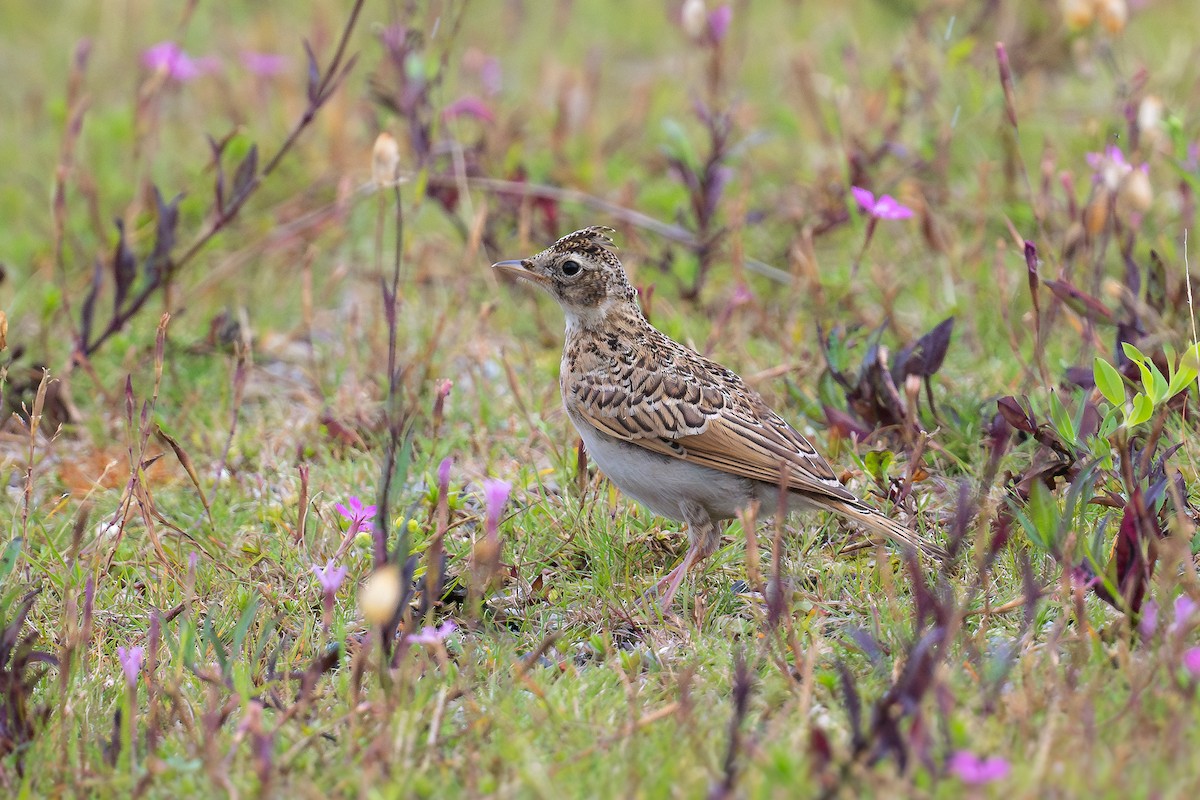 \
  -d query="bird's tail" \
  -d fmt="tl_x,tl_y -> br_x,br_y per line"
826,499 -> 949,562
